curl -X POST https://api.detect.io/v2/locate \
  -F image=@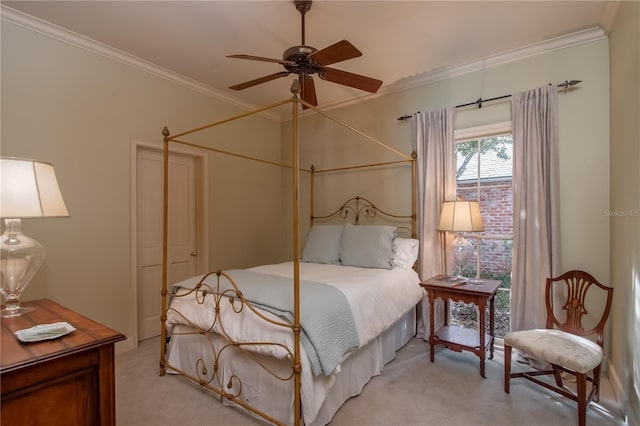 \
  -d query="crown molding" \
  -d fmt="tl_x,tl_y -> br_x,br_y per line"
386,26 -> 607,93
2,5 -> 606,123
0,5 -> 280,122
306,26 -> 607,118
